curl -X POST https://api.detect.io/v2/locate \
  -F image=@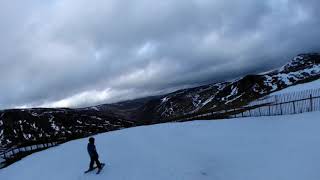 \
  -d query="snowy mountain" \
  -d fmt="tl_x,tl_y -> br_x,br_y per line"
1,111 -> 320,180
1,53 -> 320,150
141,53 -> 320,121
